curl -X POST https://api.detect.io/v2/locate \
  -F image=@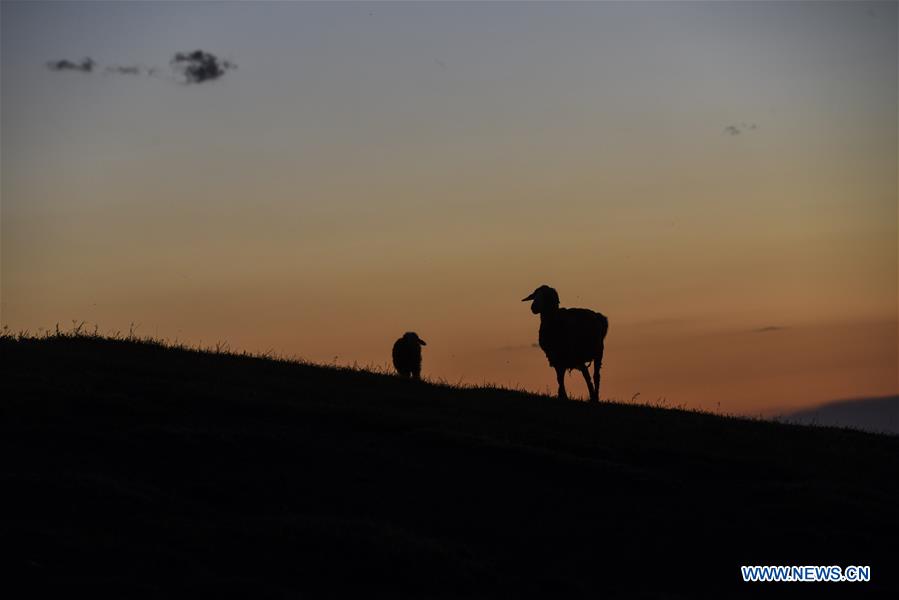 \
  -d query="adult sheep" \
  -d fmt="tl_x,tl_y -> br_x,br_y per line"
522,285 -> 608,402
392,332 -> 427,379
